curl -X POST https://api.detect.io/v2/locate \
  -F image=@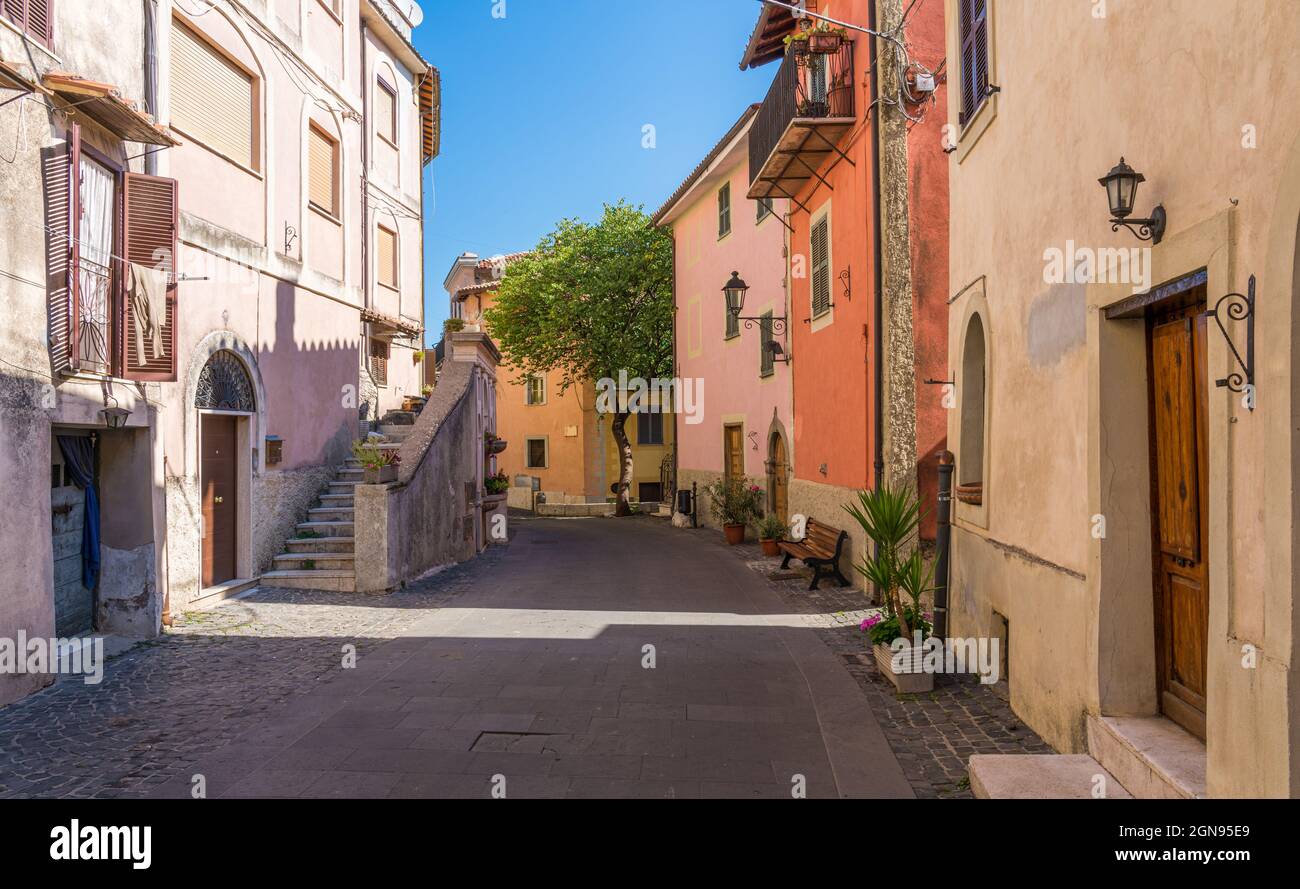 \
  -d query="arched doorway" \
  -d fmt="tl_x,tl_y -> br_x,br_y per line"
195,350 -> 256,588
767,431 -> 789,524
